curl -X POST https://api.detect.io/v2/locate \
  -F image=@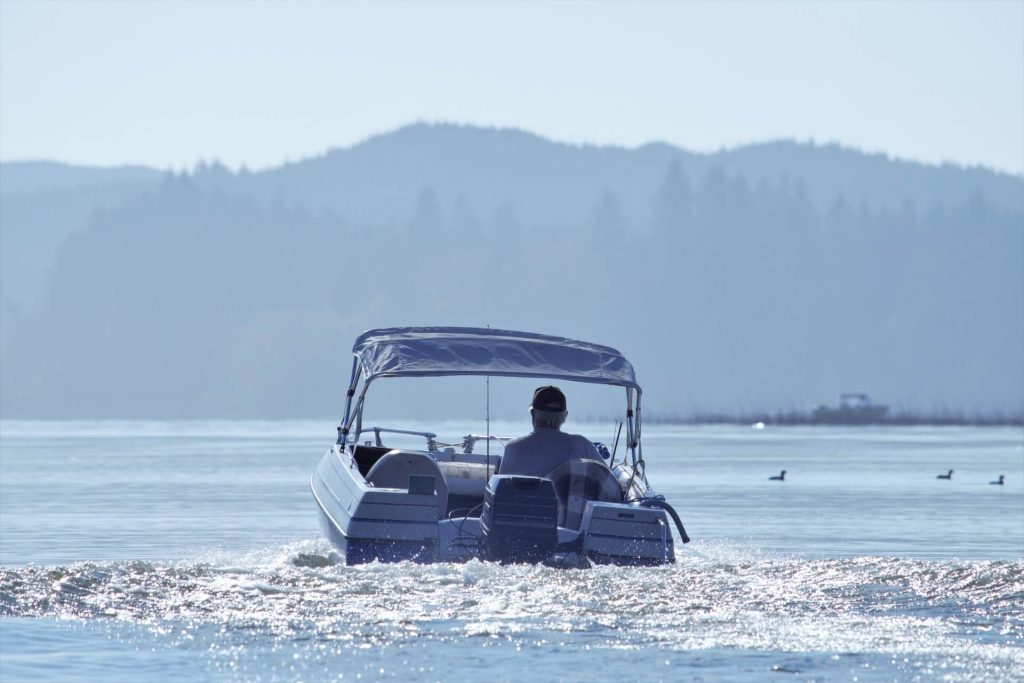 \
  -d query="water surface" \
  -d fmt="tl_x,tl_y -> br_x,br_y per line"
1,421 -> 1022,681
